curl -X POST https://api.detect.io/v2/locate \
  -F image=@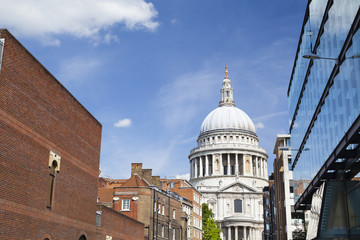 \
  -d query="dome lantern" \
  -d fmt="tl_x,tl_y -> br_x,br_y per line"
219,65 -> 235,107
